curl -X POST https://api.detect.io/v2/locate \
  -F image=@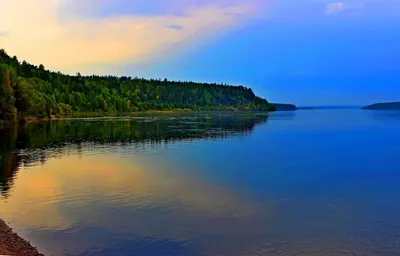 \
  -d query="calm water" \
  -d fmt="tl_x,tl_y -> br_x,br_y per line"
1,110 -> 400,256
